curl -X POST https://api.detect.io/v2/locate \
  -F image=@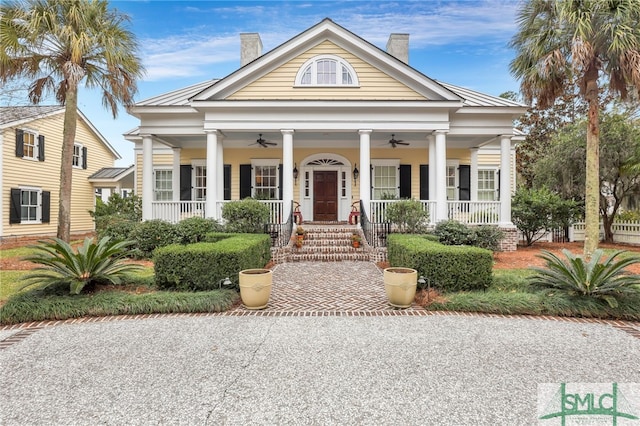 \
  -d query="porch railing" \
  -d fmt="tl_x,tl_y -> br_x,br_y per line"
152,201 -> 206,224
446,201 -> 501,225
361,200 -> 391,248
264,201 -> 294,248
151,200 -> 284,224
369,200 -> 435,223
